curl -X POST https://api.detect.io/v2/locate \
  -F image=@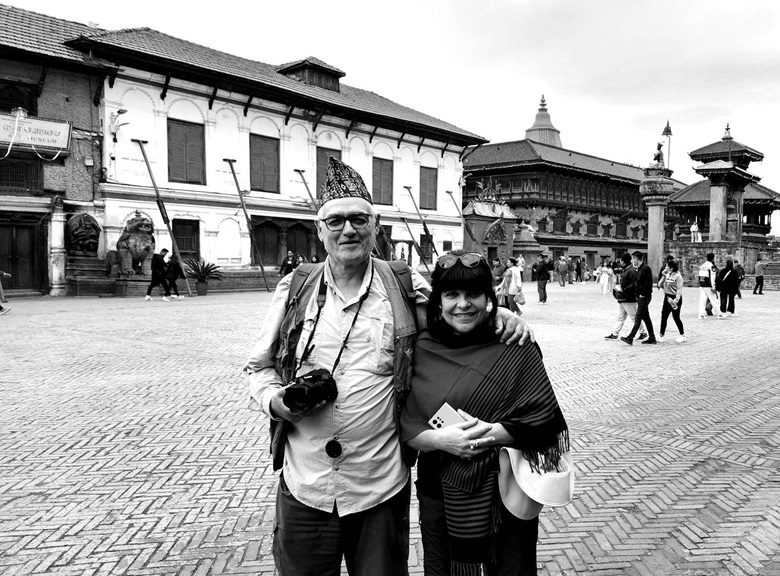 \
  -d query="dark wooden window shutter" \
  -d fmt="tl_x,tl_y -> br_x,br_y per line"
250,135 -> 280,193
372,157 -> 393,205
168,119 -> 205,184
419,166 -> 438,210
